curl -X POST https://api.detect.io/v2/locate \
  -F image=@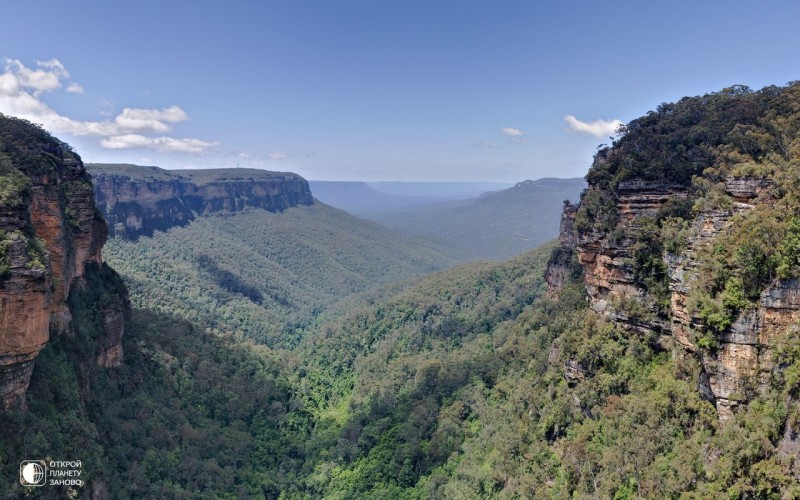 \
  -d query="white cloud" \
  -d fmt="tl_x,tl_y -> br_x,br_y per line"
100,134 -> 218,153
100,134 -> 154,149
113,105 -> 188,133
152,137 -> 218,153
35,59 -> 68,72
269,151 -> 288,160
564,115 -> 623,138
0,58 -> 216,154
501,127 -> 525,144
501,127 -> 523,137
5,59 -> 68,94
